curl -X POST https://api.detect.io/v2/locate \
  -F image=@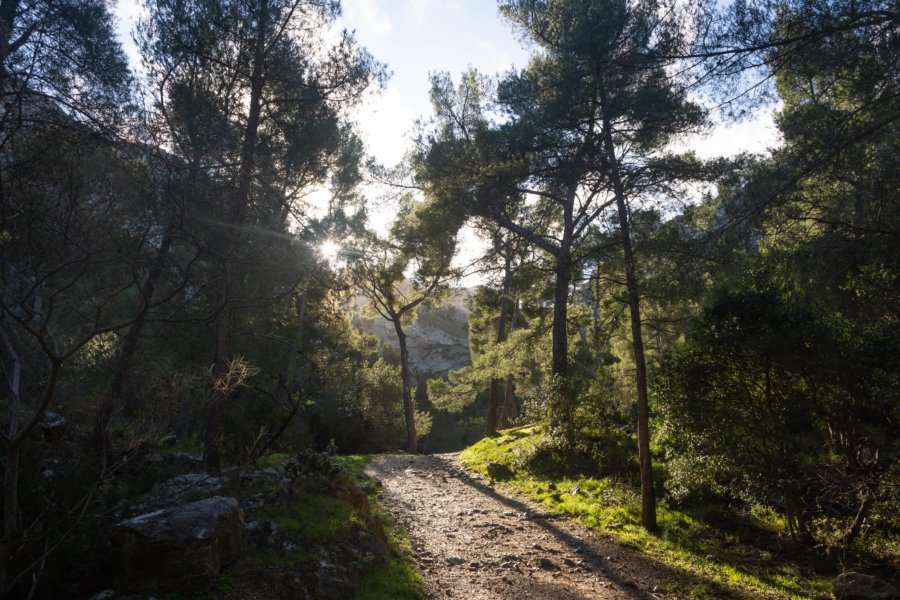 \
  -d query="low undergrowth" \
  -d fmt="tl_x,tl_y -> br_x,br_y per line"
460,424 -> 836,600
336,454 -> 424,600
202,452 -> 422,600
